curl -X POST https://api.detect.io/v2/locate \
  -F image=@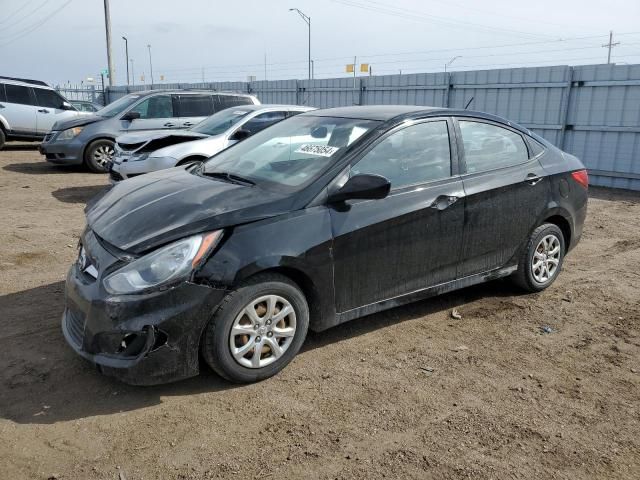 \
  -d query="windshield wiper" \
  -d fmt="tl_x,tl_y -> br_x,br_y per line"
201,170 -> 255,186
